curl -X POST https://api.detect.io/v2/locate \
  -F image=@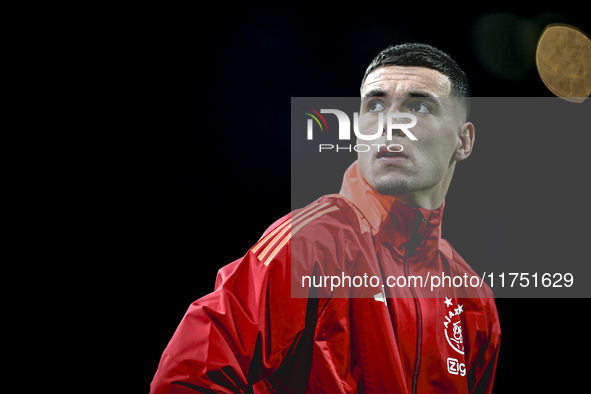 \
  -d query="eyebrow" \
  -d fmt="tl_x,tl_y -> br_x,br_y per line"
362,89 -> 442,107
407,91 -> 442,106
363,89 -> 387,98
